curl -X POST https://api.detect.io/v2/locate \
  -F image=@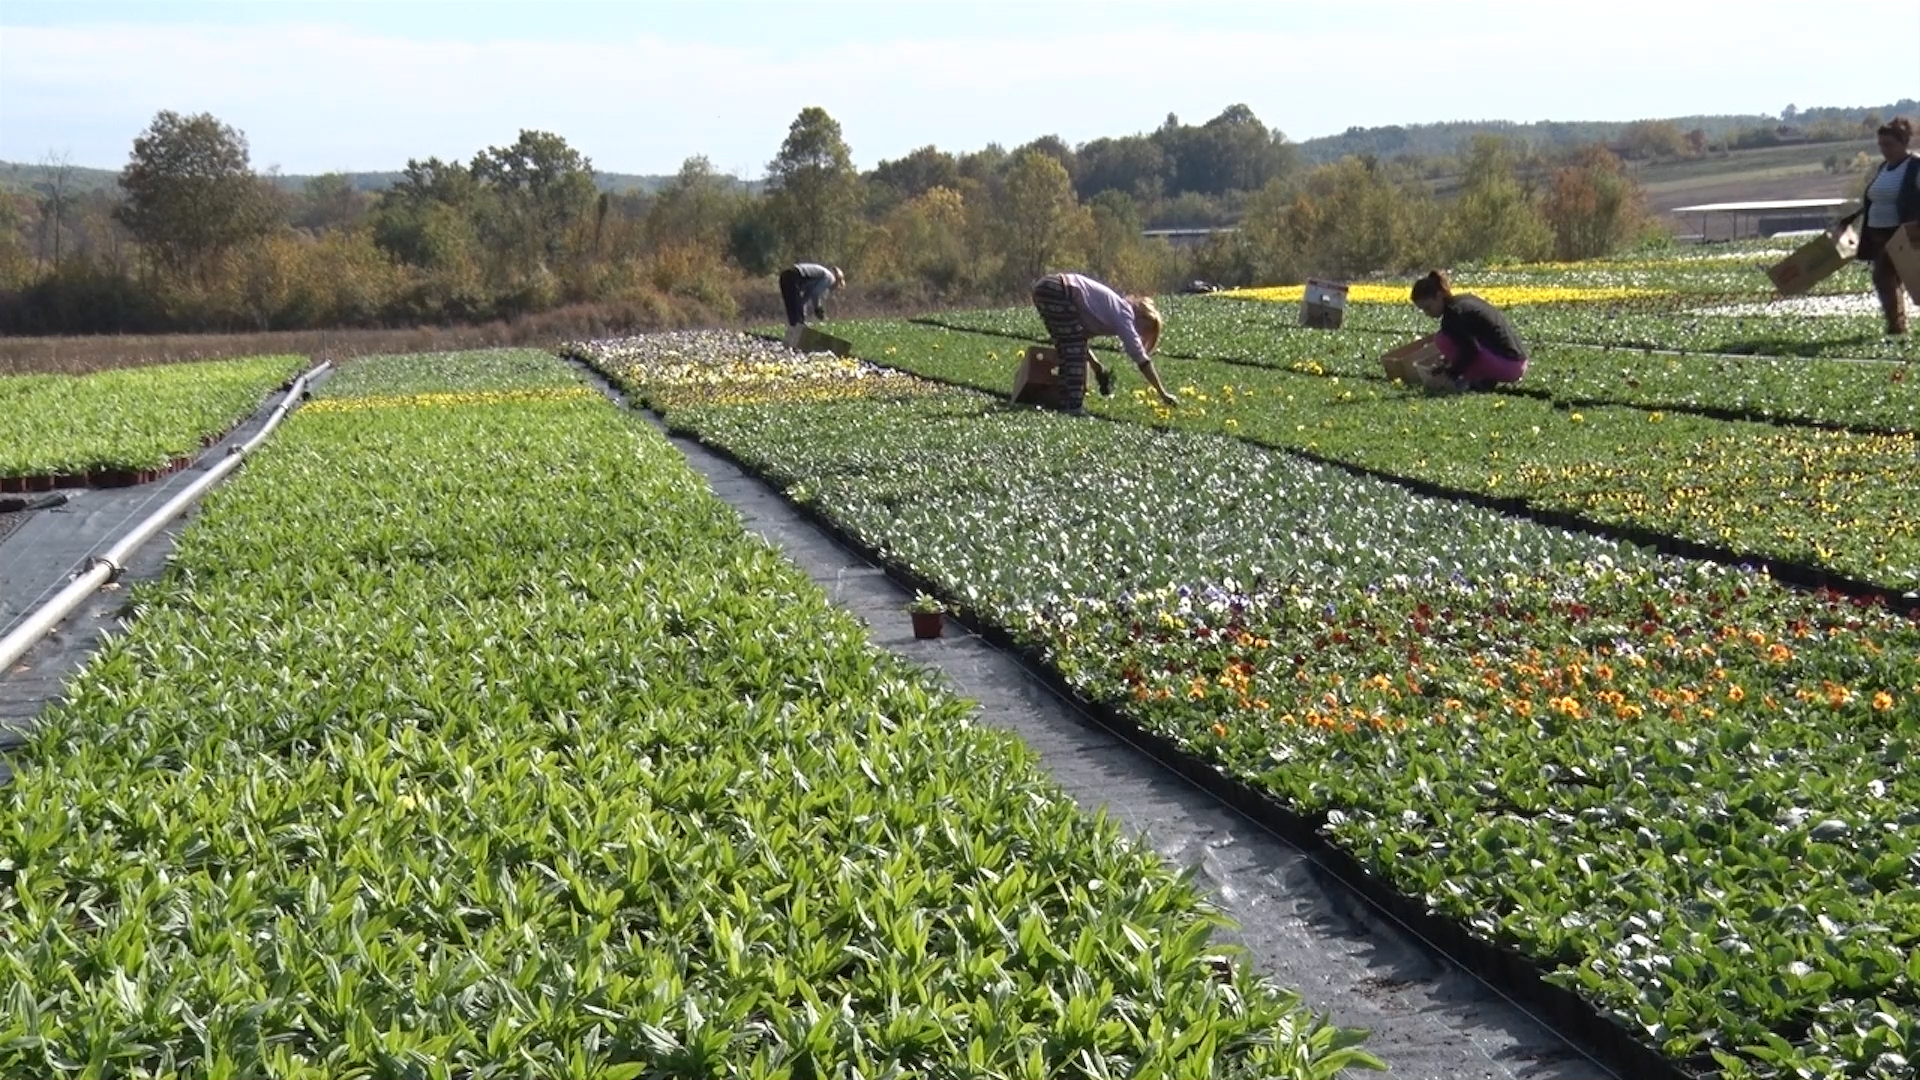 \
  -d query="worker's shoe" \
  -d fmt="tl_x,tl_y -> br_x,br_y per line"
1095,368 -> 1115,397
